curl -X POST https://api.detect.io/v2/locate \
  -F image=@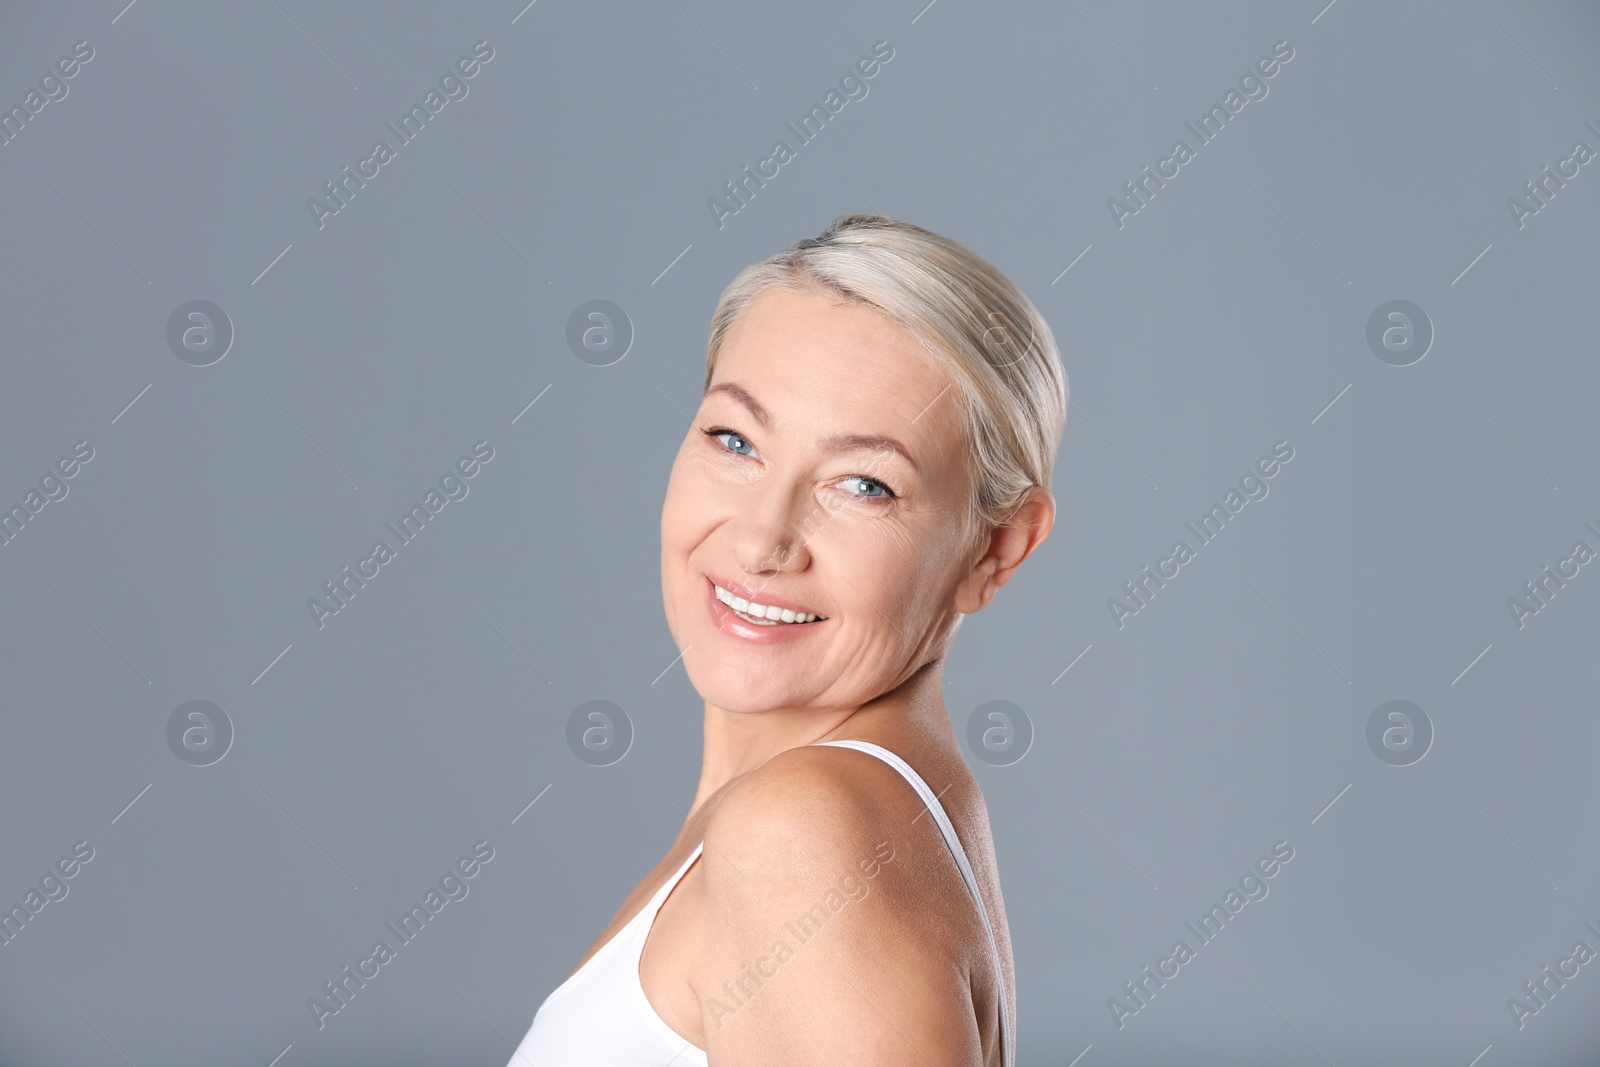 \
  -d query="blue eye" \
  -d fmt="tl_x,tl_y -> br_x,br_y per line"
704,428 -> 756,456
698,426 -> 898,502
840,476 -> 895,500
